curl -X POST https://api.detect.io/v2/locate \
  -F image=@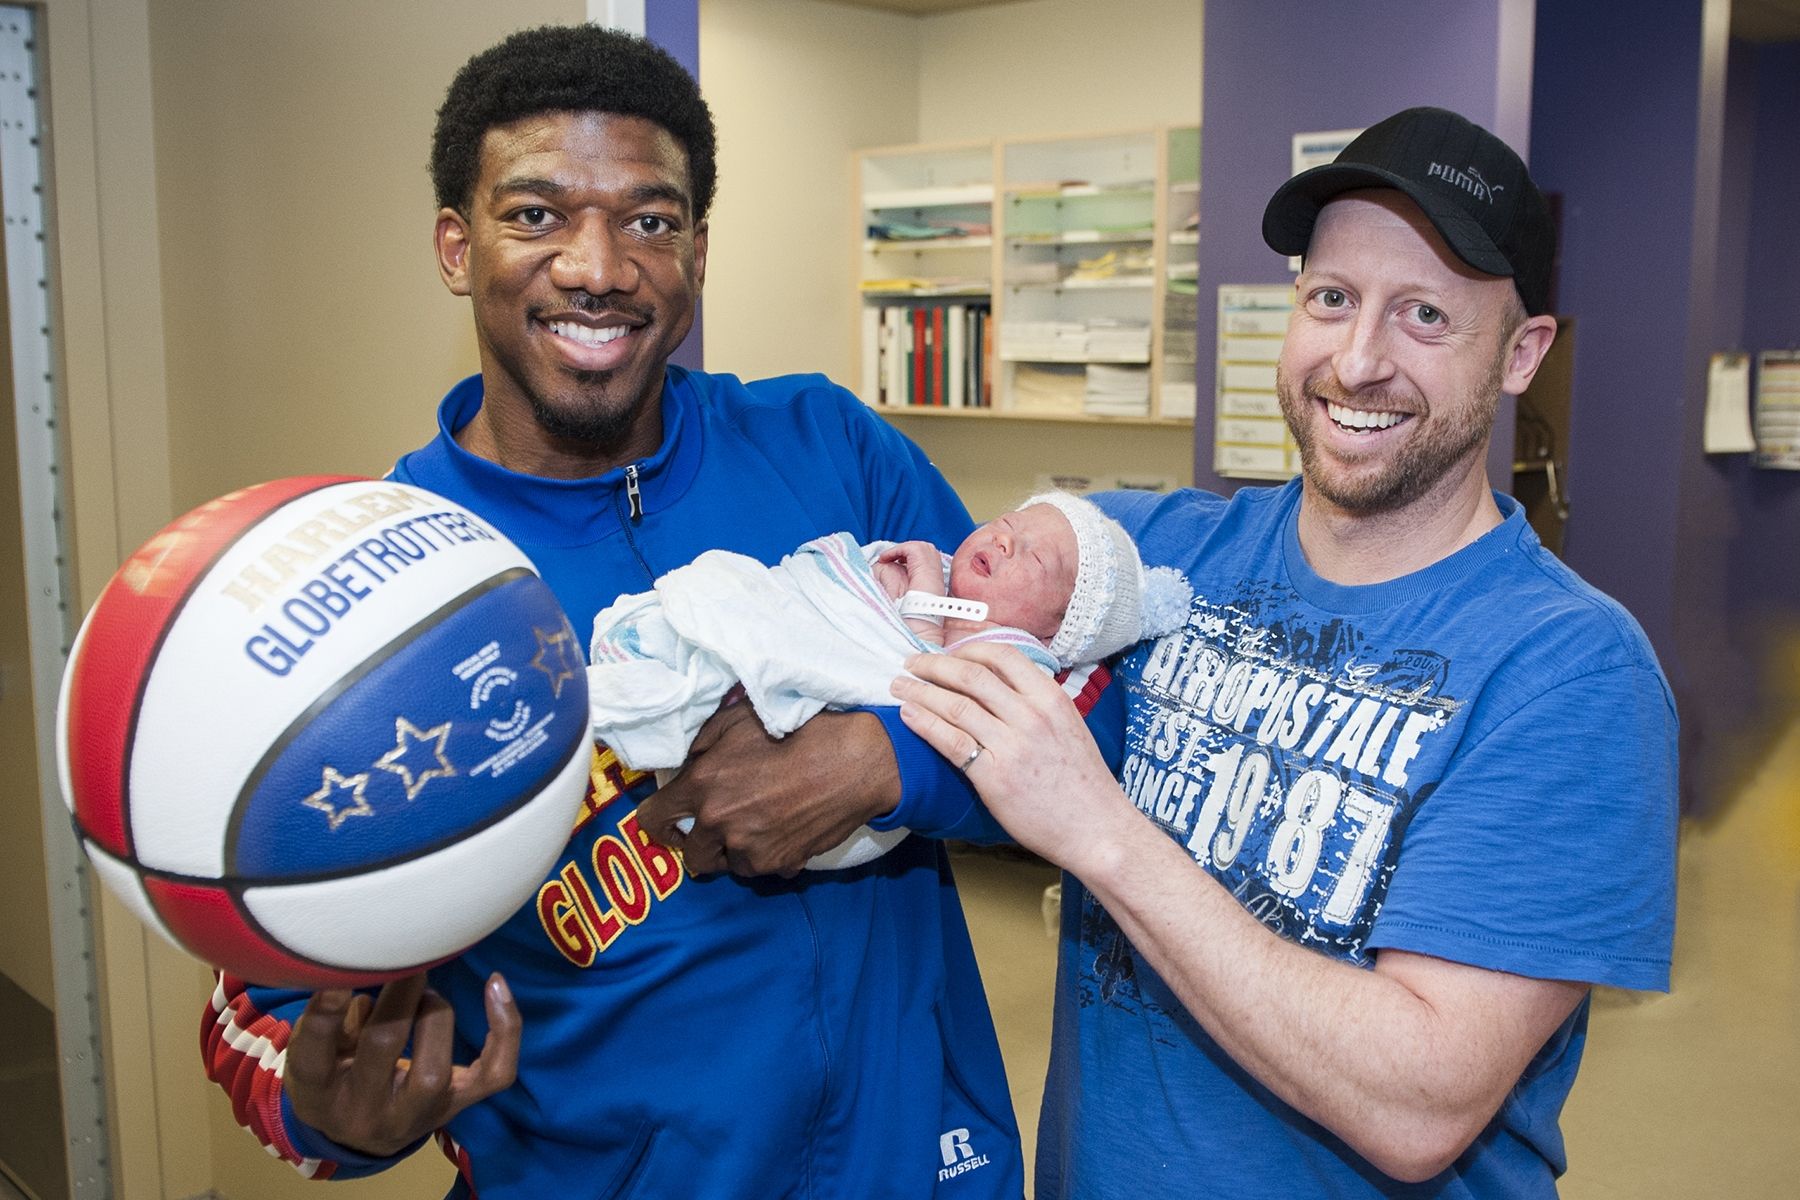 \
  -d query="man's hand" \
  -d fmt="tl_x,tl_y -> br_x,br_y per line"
893,643 -> 1120,873
284,972 -> 519,1157
638,704 -> 897,877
